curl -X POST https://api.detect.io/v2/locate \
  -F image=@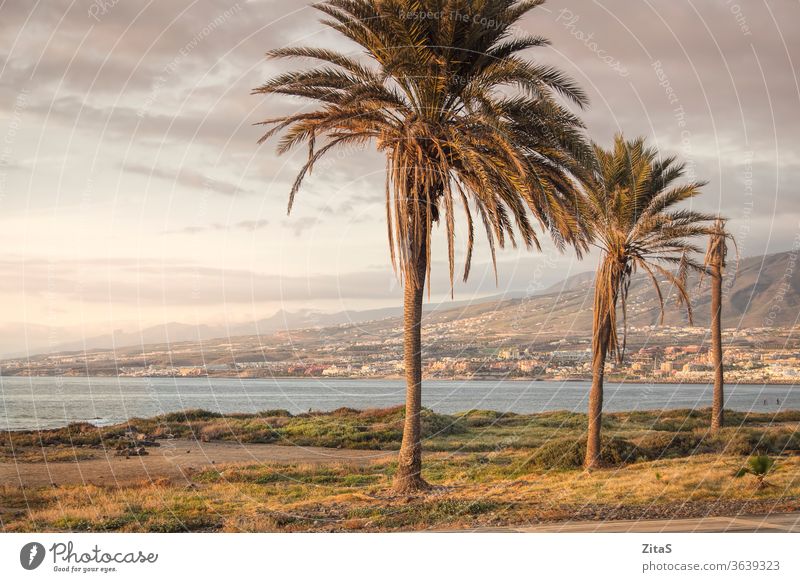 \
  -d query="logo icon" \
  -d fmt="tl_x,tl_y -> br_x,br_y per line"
20,542 -> 46,570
